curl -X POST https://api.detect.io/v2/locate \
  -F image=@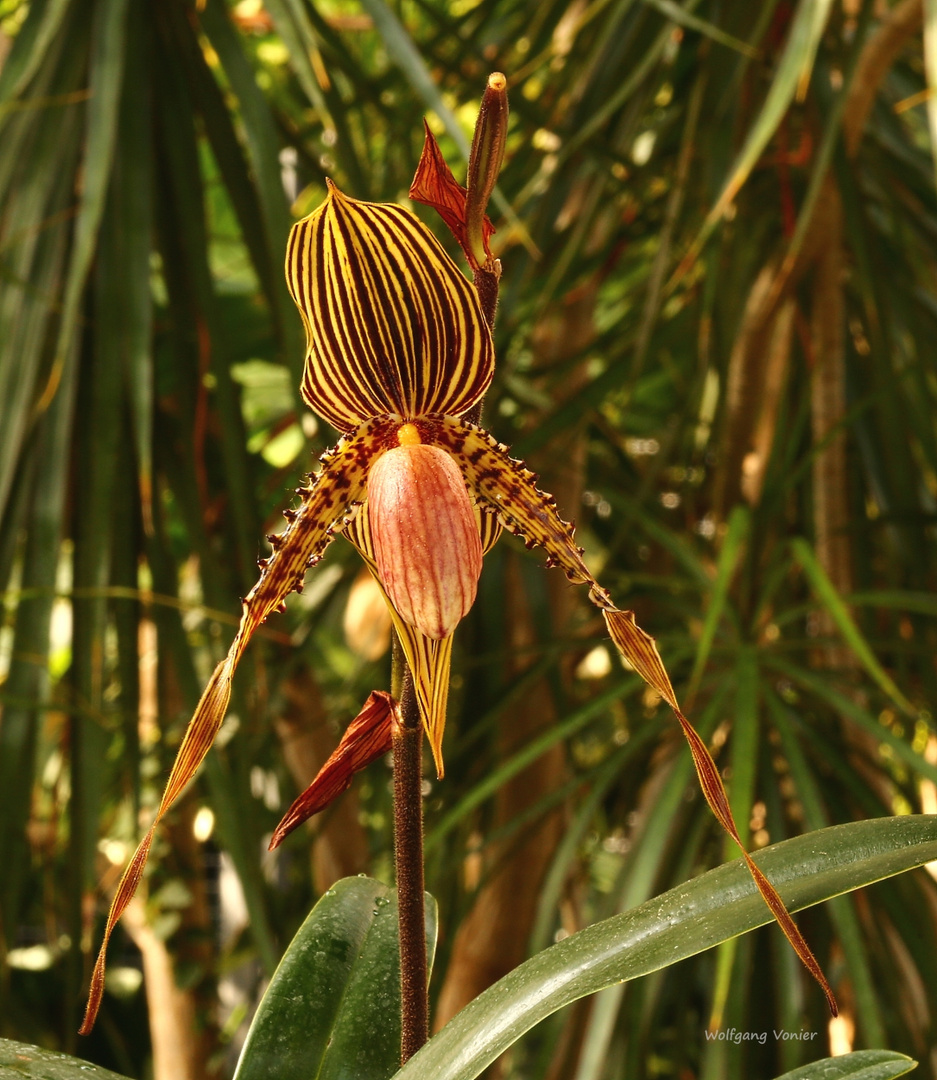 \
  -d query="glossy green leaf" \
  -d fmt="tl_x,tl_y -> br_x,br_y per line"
393,817 -> 937,1080
0,1039 -> 132,1080
772,1049 -> 917,1079
235,877 -> 438,1080
572,687 -> 729,1079
767,691 -> 886,1046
